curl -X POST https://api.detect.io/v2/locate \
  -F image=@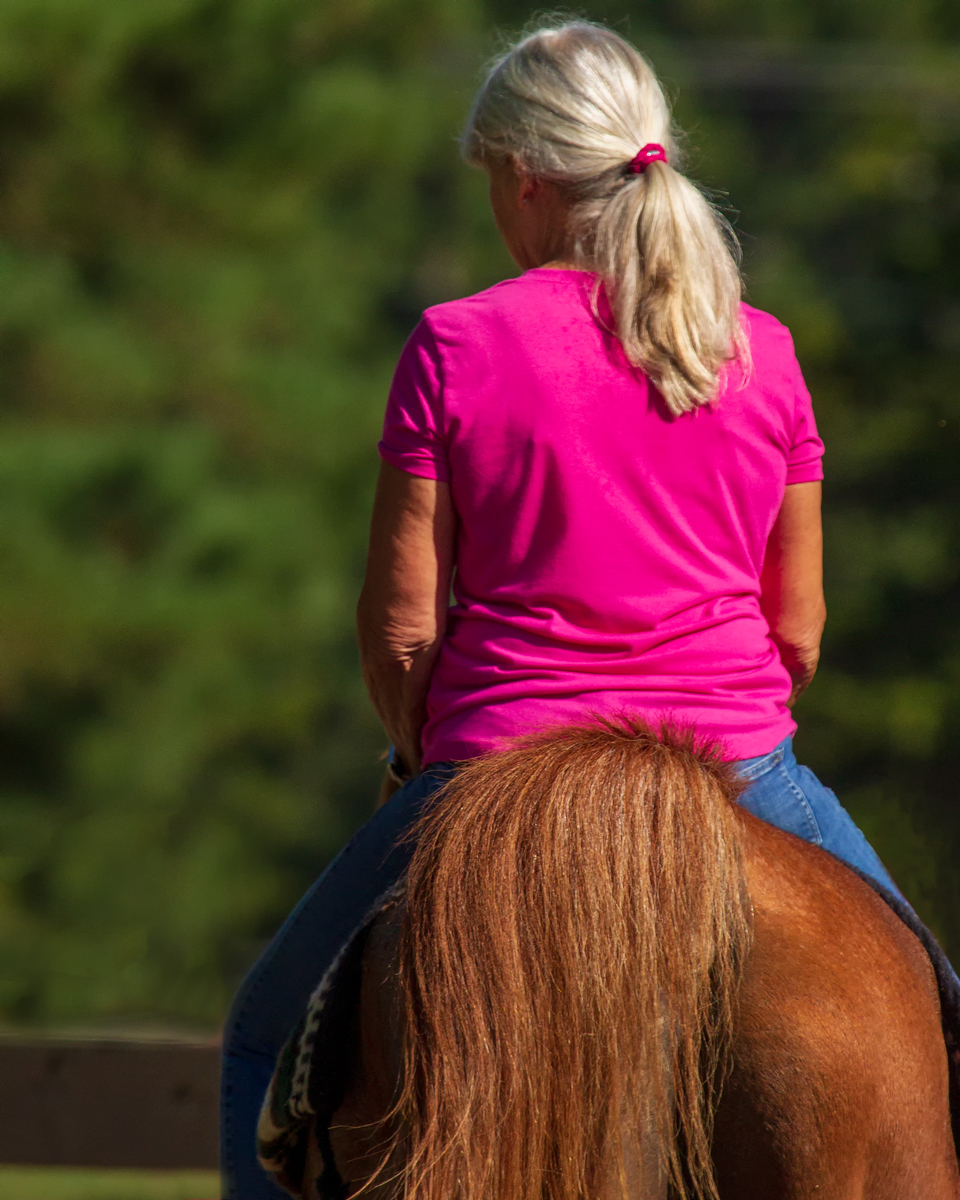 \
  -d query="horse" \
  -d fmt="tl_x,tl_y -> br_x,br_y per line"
285,723 -> 959,1199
